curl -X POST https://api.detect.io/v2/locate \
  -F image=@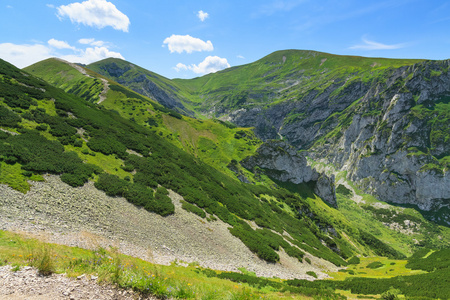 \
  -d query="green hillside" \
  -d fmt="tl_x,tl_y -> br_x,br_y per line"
25,58 -> 262,177
23,55 -> 450,256
1,50 -> 449,299
87,57 -> 195,116
173,50 -> 423,114
2,58 -> 375,267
